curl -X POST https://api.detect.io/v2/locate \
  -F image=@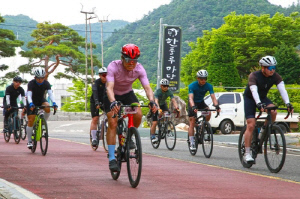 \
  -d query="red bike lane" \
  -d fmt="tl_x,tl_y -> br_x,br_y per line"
0,137 -> 300,199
